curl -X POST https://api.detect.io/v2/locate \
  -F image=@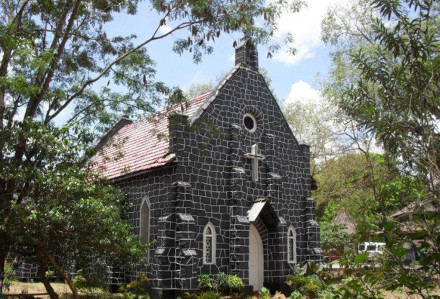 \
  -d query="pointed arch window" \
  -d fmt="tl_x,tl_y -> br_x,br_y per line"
288,226 -> 297,263
203,223 -> 216,265
140,198 -> 151,243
